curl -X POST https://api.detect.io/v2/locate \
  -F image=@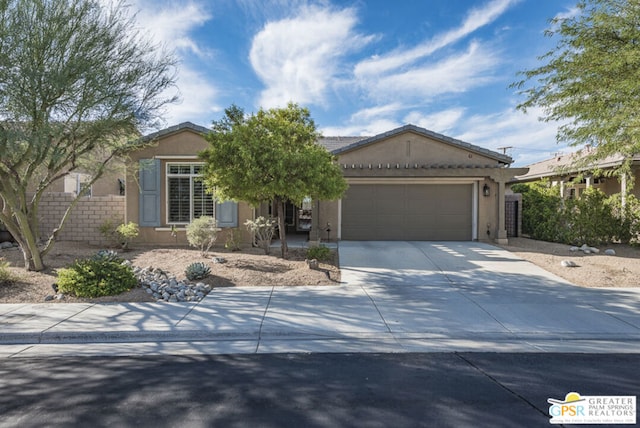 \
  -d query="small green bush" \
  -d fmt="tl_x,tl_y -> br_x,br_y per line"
98,219 -> 139,250
185,261 -> 211,281
116,222 -> 139,250
0,258 -> 18,285
306,245 -> 332,261
56,259 -> 137,298
186,216 -> 218,256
